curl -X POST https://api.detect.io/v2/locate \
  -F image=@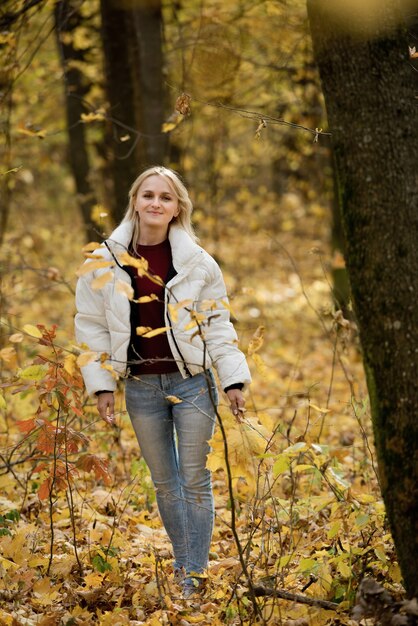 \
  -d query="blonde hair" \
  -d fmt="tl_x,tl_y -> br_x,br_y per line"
123,166 -> 198,248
